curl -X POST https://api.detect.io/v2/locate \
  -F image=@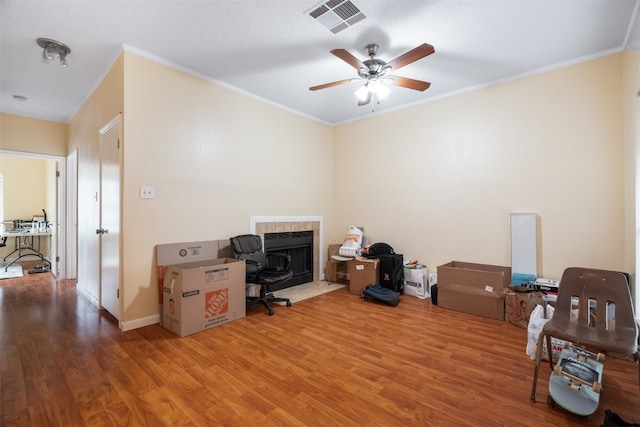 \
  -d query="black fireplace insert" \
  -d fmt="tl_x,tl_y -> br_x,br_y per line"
263,231 -> 313,291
